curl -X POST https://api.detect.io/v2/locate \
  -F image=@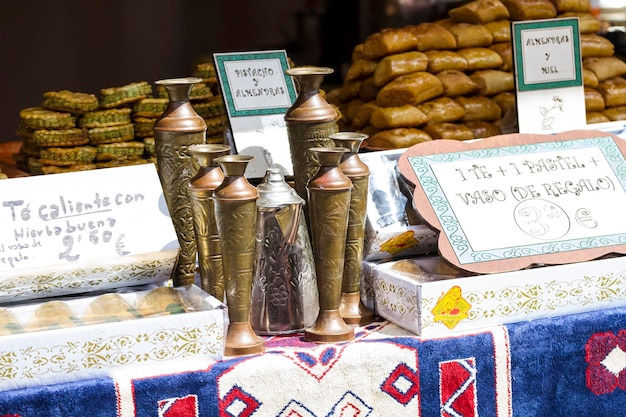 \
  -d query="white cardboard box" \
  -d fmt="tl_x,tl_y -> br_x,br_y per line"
0,164 -> 179,303
362,254 -> 626,337
0,284 -> 227,391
